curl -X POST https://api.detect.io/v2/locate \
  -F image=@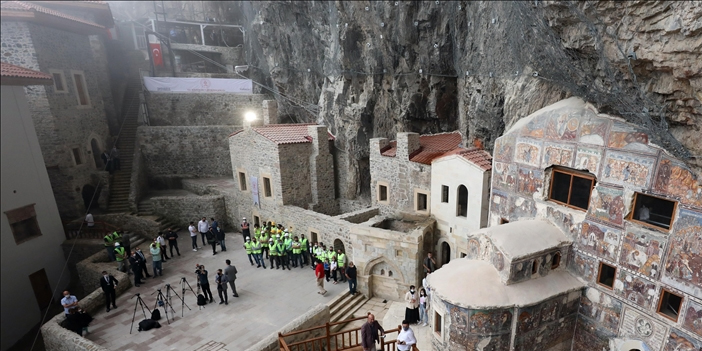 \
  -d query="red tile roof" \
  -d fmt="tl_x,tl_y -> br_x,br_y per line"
437,147 -> 493,171
380,132 -> 465,165
1,62 -> 52,80
229,124 -> 335,145
1,1 -> 105,29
